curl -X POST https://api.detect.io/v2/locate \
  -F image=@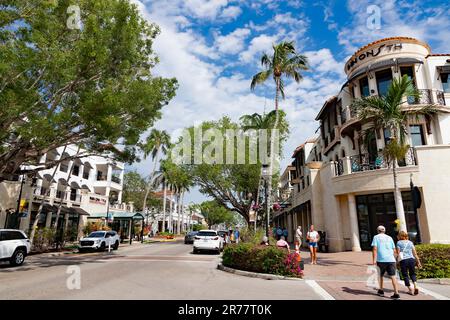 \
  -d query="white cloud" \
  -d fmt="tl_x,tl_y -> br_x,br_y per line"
183,0 -> 230,20
239,34 -> 277,63
214,28 -> 251,55
220,6 -> 242,20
